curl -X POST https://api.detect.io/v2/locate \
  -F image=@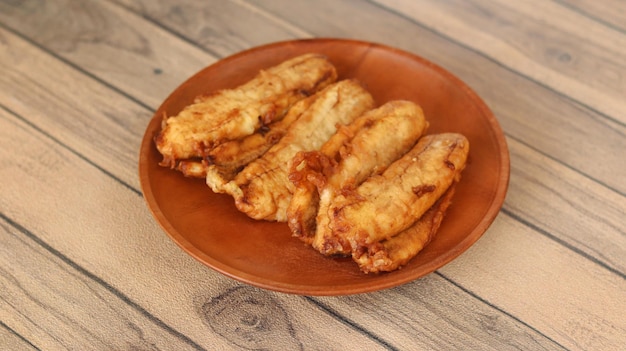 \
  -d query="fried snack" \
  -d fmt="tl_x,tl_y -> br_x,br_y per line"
155,53 -> 338,168
319,133 -> 469,255
352,185 -> 456,273
177,94 -> 315,179
287,101 -> 429,246
208,79 -> 375,221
